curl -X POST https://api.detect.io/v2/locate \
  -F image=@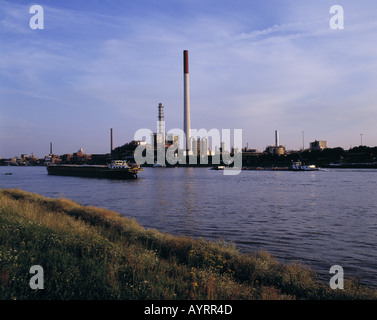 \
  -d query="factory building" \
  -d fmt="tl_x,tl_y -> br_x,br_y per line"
266,130 -> 285,155
266,145 -> 285,155
310,140 -> 327,151
190,137 -> 209,157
